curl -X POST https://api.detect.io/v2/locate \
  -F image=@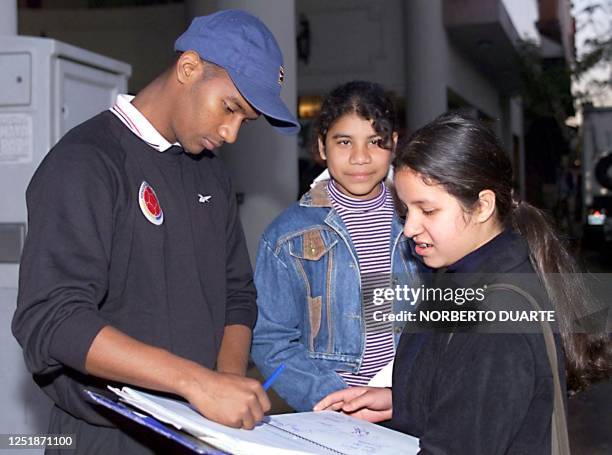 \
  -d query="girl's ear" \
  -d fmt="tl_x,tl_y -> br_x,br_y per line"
475,189 -> 497,223
392,132 -> 399,150
318,136 -> 326,160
